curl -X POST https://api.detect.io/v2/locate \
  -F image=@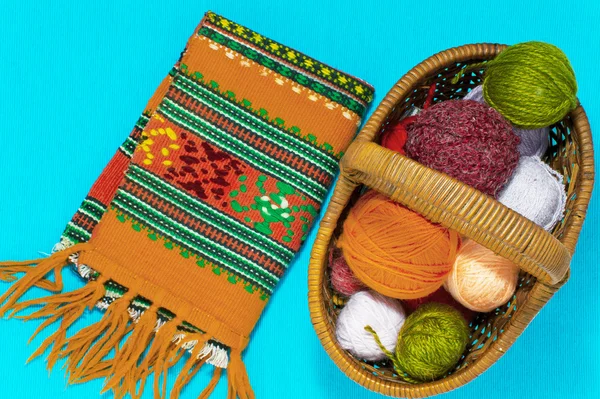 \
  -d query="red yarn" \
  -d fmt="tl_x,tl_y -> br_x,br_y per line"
381,116 -> 415,155
403,287 -> 476,322
382,84 -> 437,155
405,100 -> 520,197
329,247 -> 365,296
